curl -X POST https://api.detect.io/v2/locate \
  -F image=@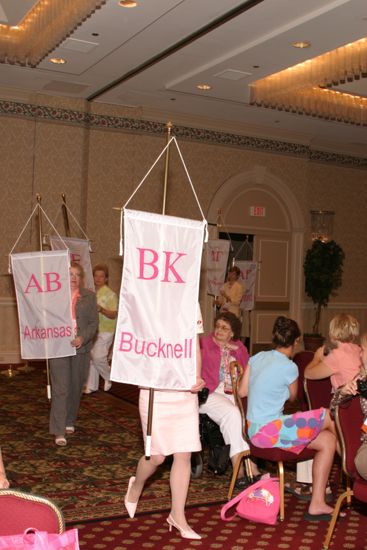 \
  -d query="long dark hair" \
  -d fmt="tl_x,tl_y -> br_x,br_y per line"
272,316 -> 301,348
